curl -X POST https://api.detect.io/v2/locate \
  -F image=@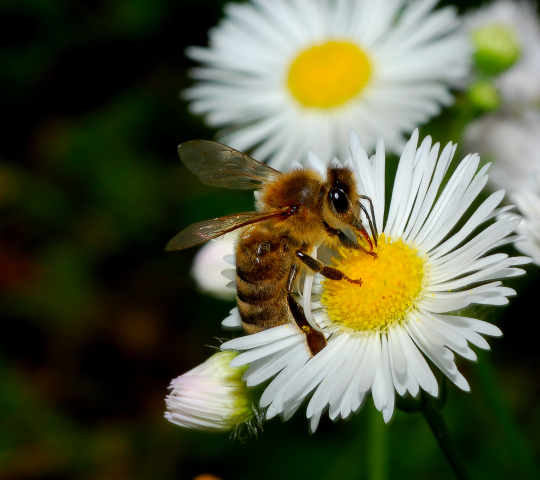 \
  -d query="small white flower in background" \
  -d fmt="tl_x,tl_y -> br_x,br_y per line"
463,1 -> 540,239
465,0 -> 540,110
165,351 -> 258,433
191,241 -> 236,301
464,110 -> 540,192
221,129 -> 531,432
508,176 -> 540,264
184,0 -> 469,170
